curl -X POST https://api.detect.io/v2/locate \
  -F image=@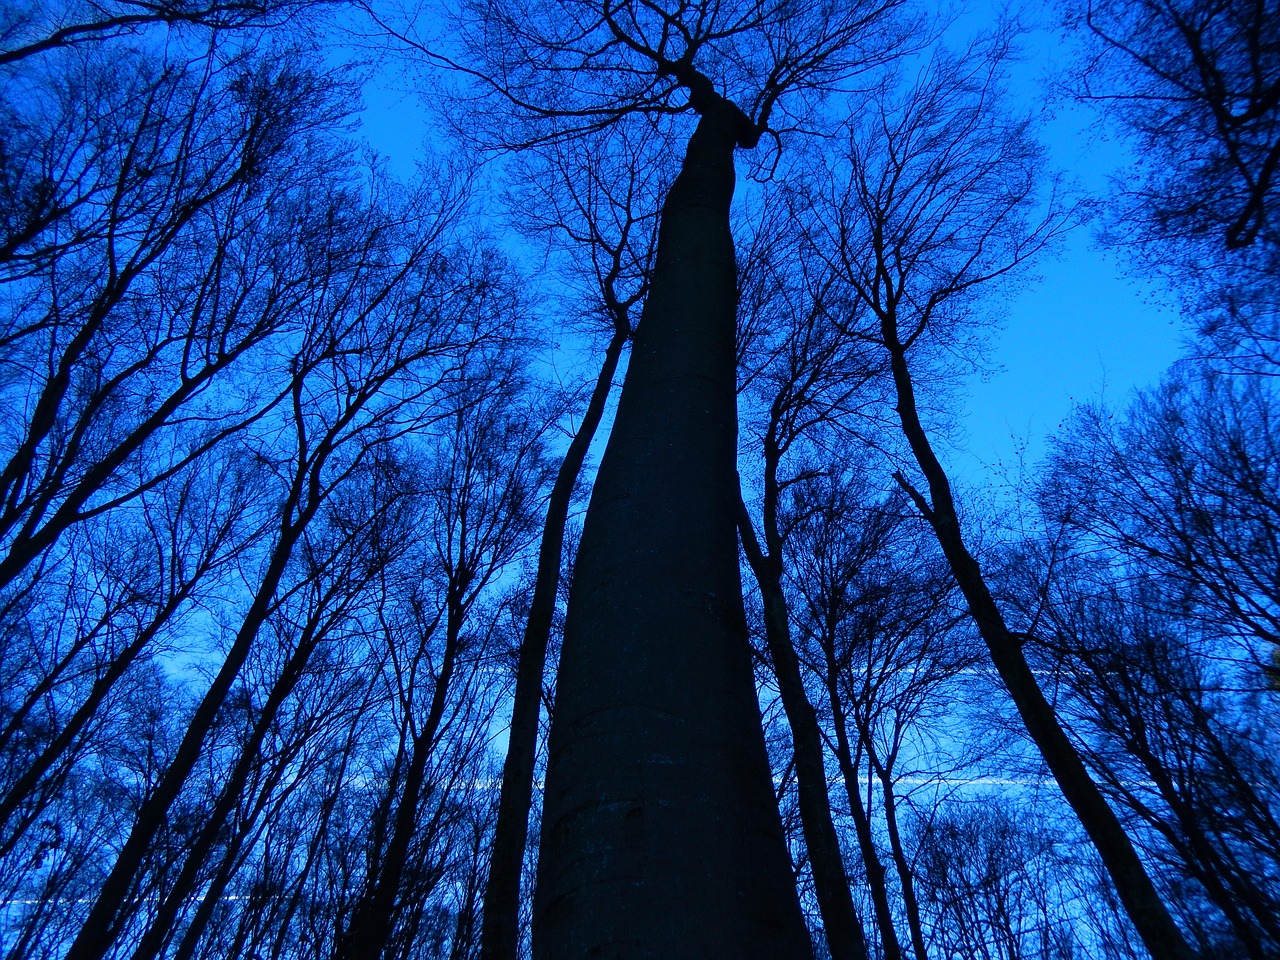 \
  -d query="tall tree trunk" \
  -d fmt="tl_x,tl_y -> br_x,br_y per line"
481,326 -> 627,960
882,328 -> 1193,960
531,111 -> 812,960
